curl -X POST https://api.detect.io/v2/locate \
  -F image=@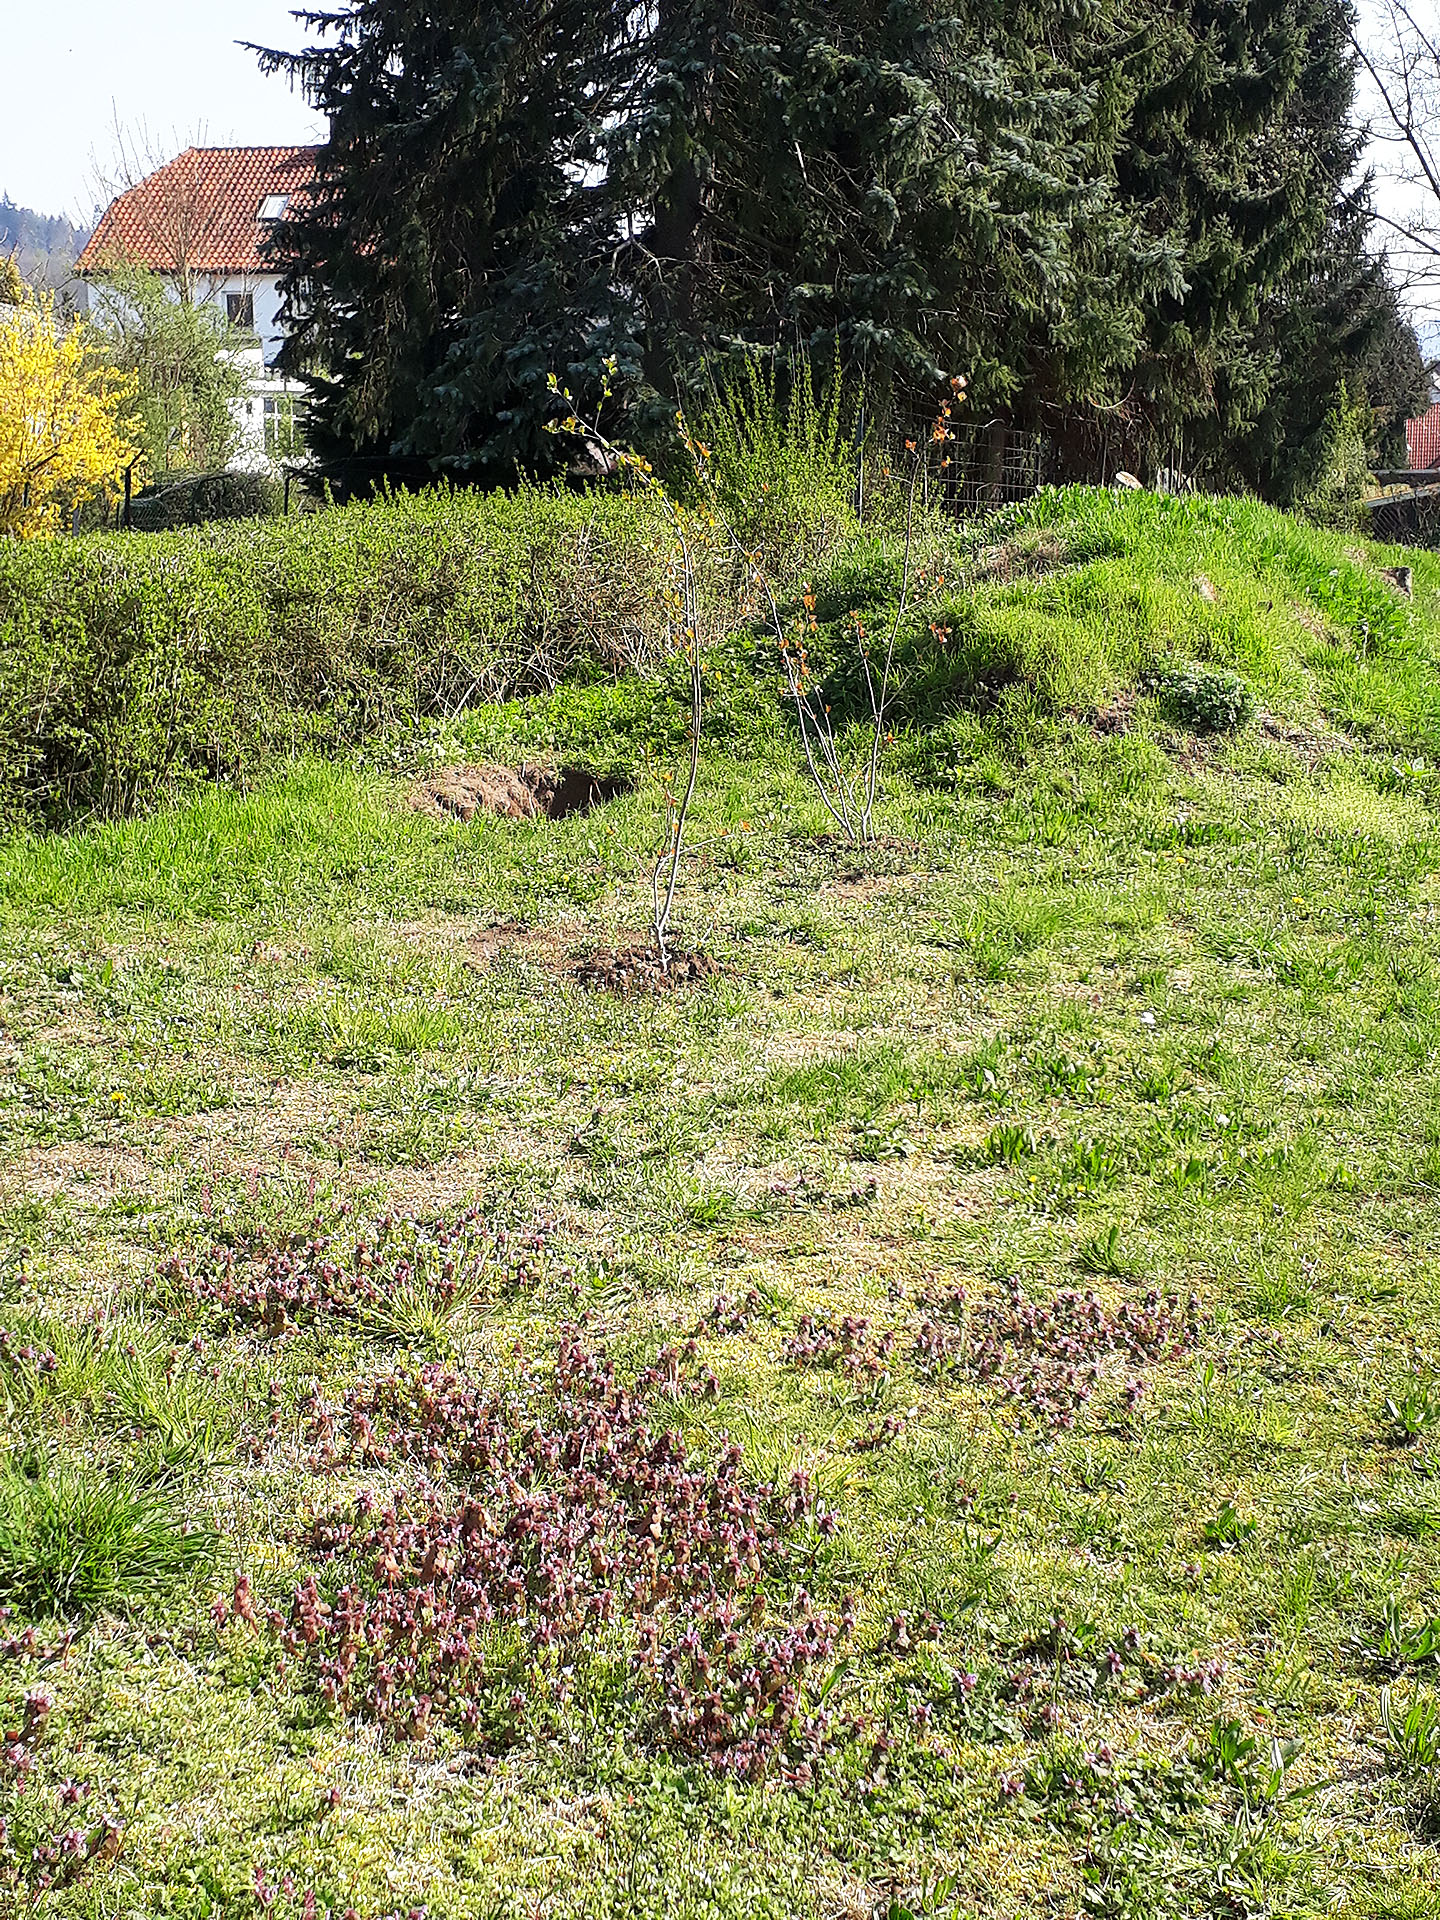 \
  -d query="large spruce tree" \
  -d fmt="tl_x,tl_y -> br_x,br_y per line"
1090,0 -> 1403,481
257,4 -> 640,484
259,0 -> 1420,492
608,3 -> 1178,404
